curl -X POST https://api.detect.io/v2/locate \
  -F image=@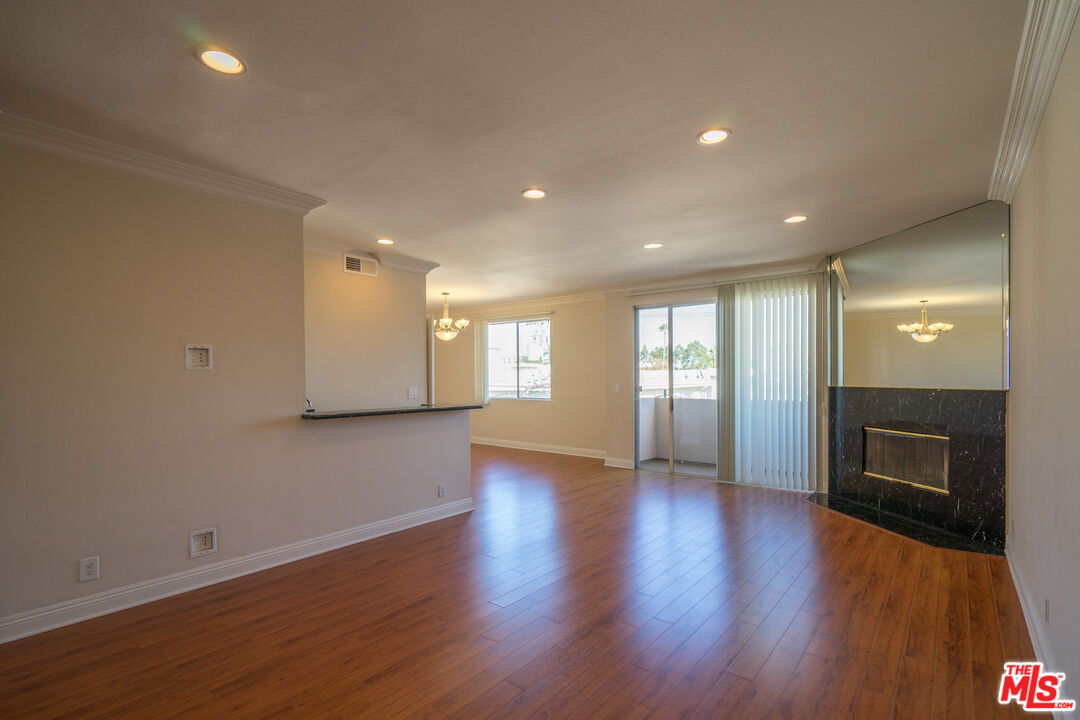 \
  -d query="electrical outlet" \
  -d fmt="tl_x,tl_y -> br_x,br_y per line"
615,383 -> 622,393
407,386 -> 419,400
189,527 -> 218,558
437,483 -> 446,497
185,345 -> 212,371
79,556 -> 100,582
